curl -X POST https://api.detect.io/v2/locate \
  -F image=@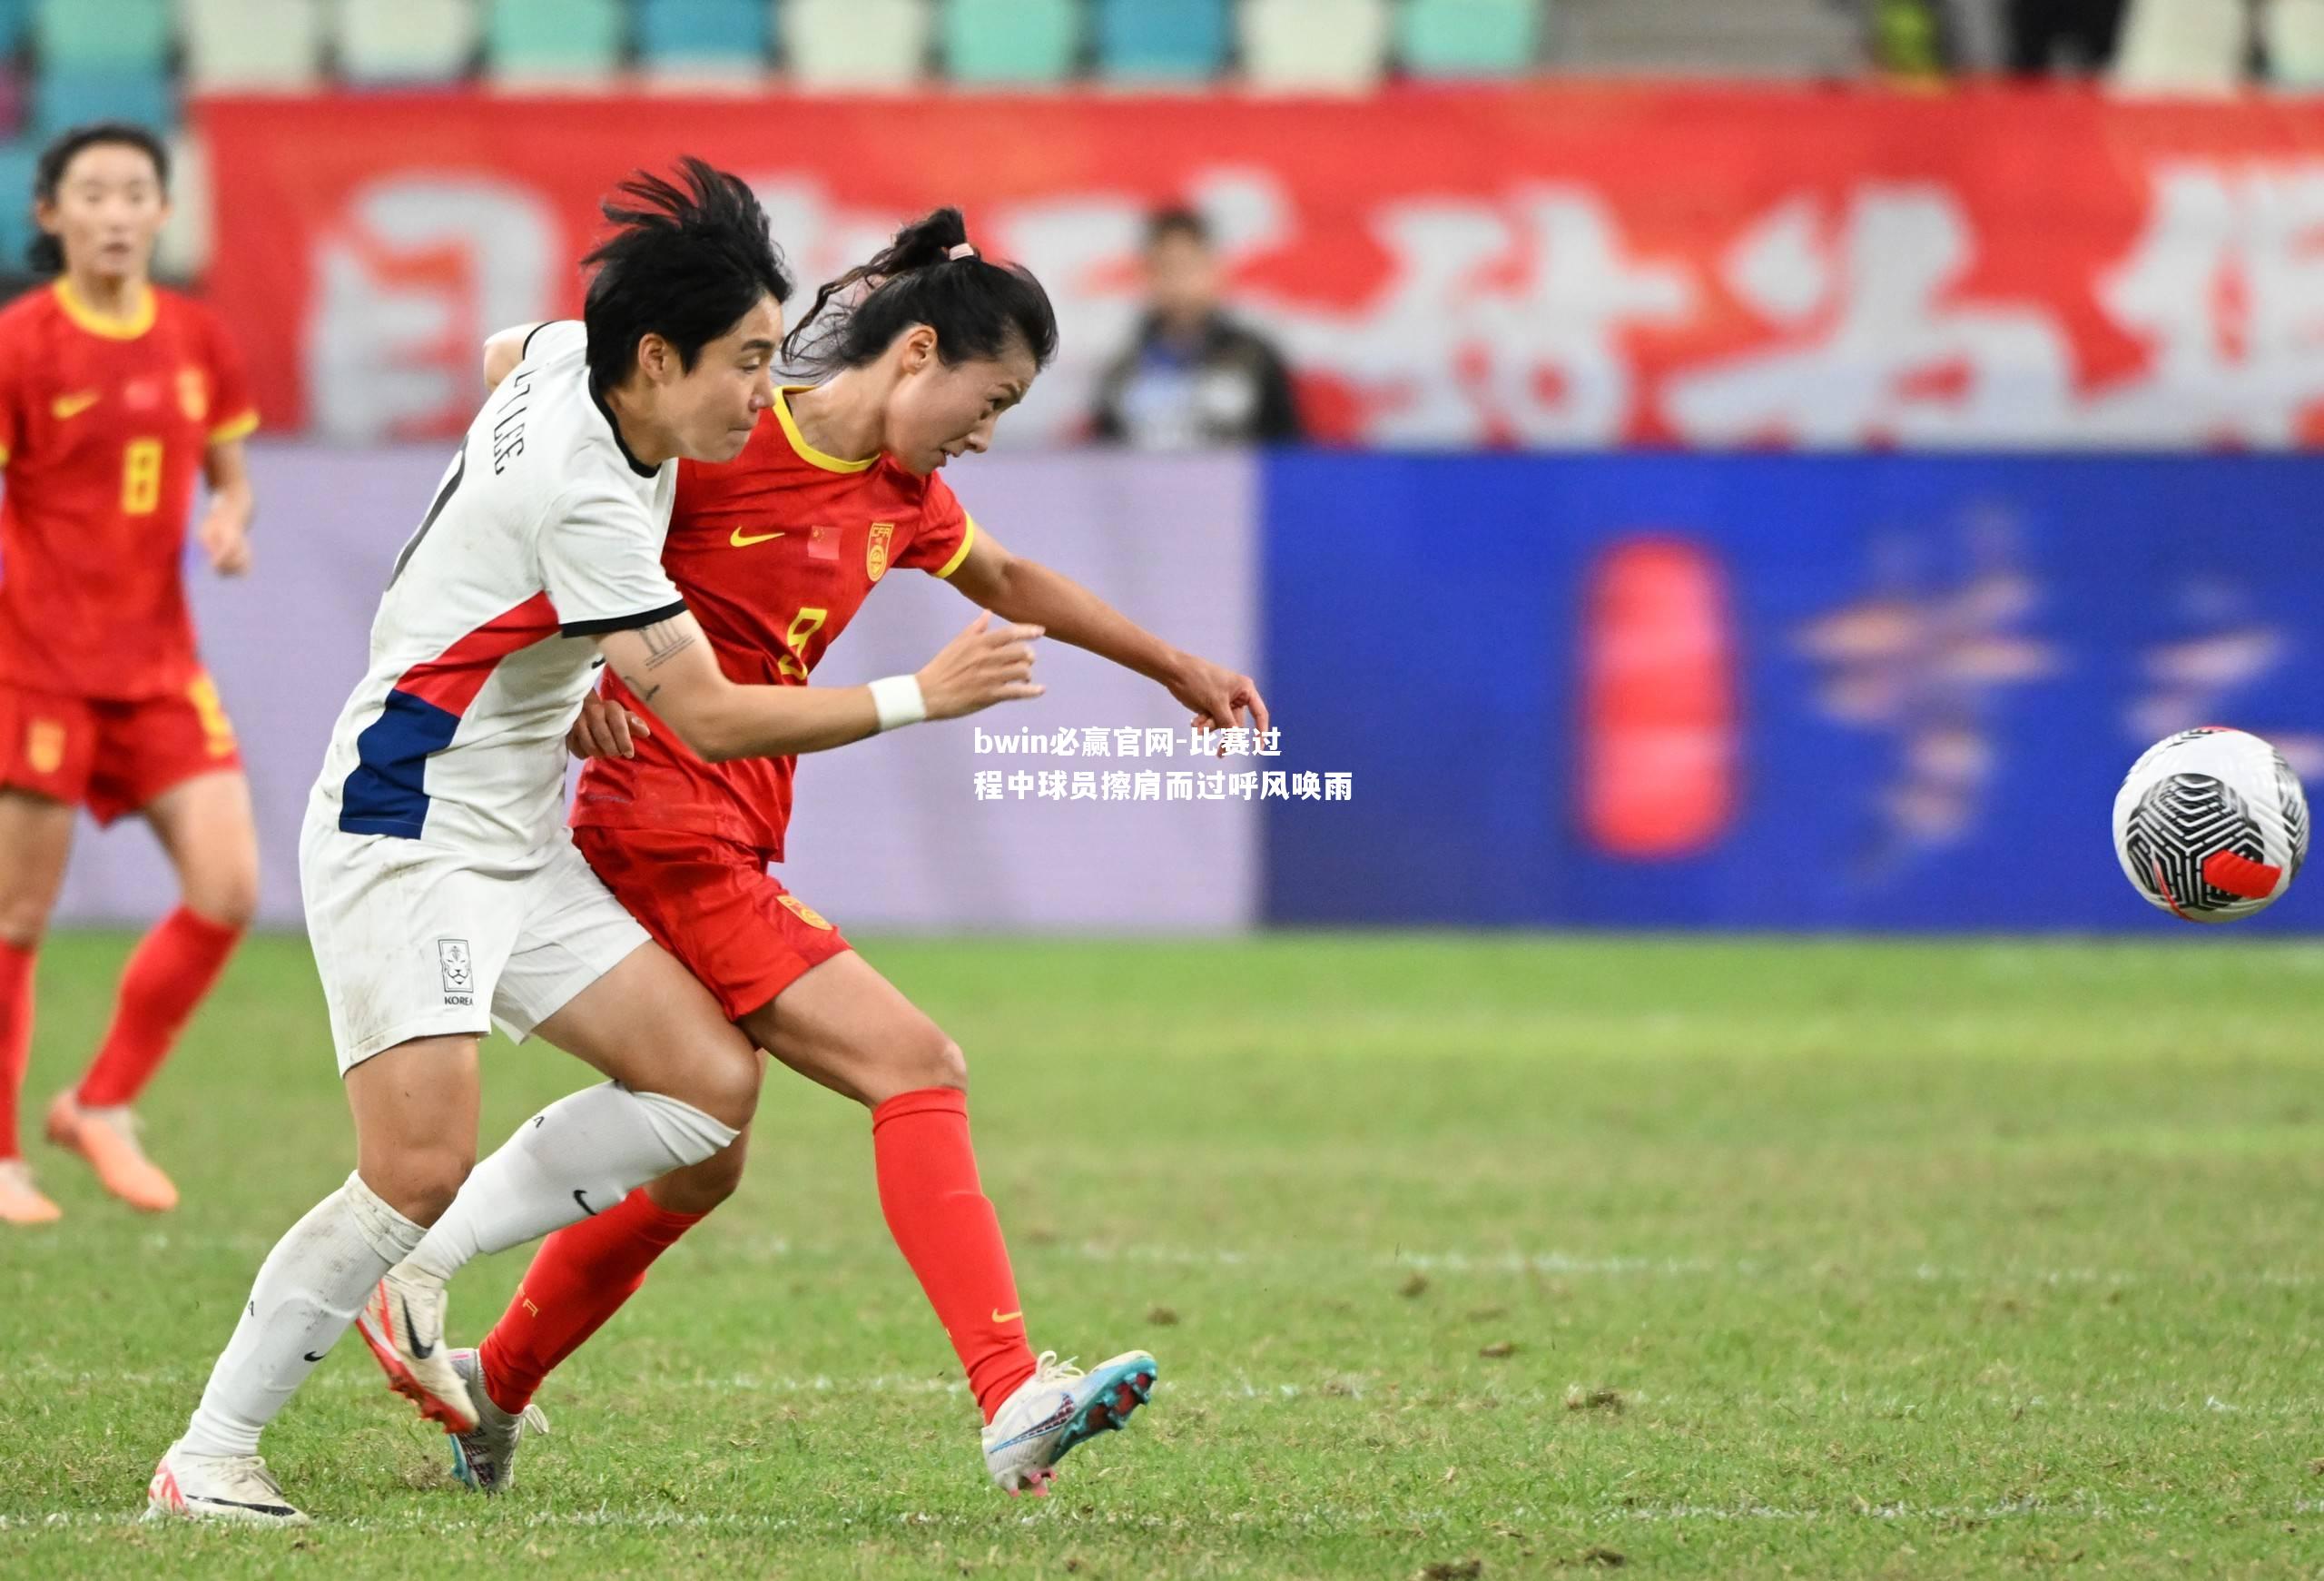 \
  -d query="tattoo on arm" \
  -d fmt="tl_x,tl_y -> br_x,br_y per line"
639,619 -> 695,669
617,671 -> 663,707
